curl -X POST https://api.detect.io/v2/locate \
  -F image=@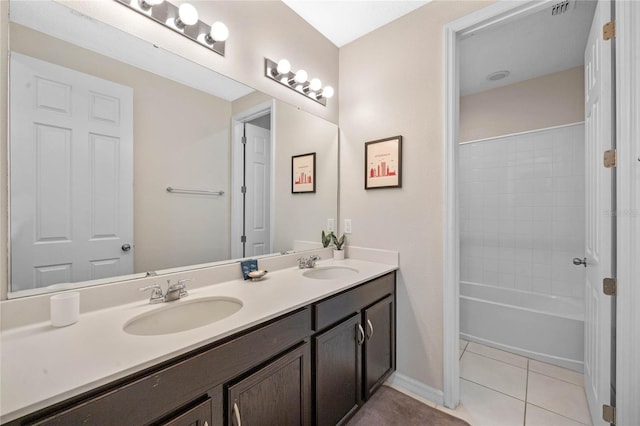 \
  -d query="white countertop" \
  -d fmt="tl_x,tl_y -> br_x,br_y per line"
0,258 -> 397,423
